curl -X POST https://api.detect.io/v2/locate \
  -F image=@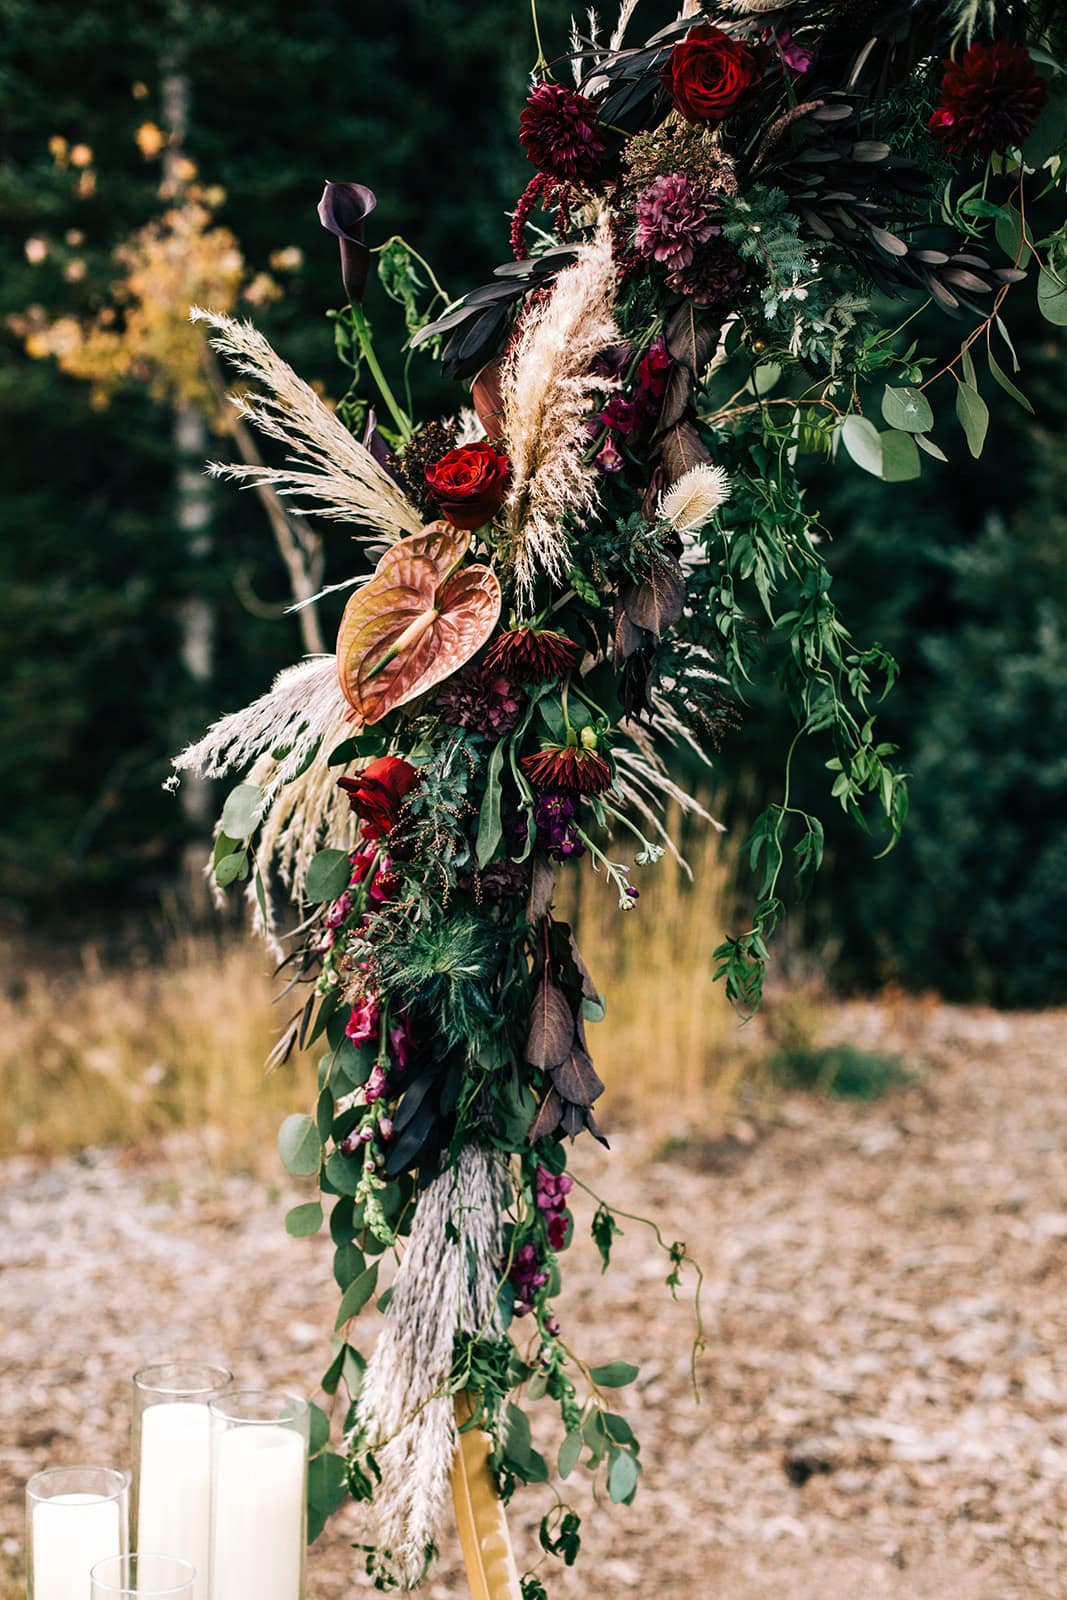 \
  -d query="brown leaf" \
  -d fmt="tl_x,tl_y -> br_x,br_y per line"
560,1101 -> 585,1139
623,554 -> 685,638
527,855 -> 555,924
527,1085 -> 563,1145
472,358 -> 505,441
613,594 -> 649,662
568,933 -> 599,1003
551,1044 -> 605,1108
525,974 -> 575,1070
659,419 -> 712,486
664,302 -> 715,377
336,523 -> 501,724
